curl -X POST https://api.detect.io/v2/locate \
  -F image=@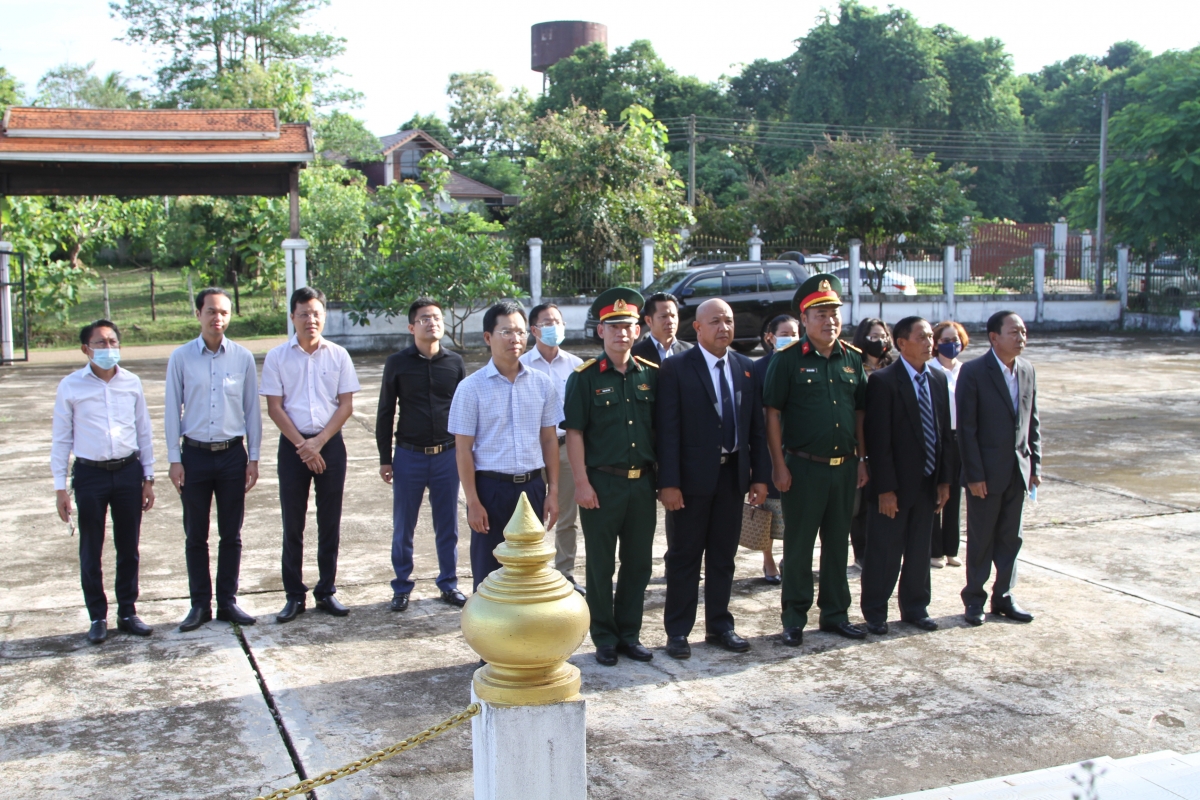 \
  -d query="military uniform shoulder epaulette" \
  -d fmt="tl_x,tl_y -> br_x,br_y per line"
574,358 -> 598,373
633,355 -> 659,368
843,341 -> 862,354
776,339 -> 799,352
